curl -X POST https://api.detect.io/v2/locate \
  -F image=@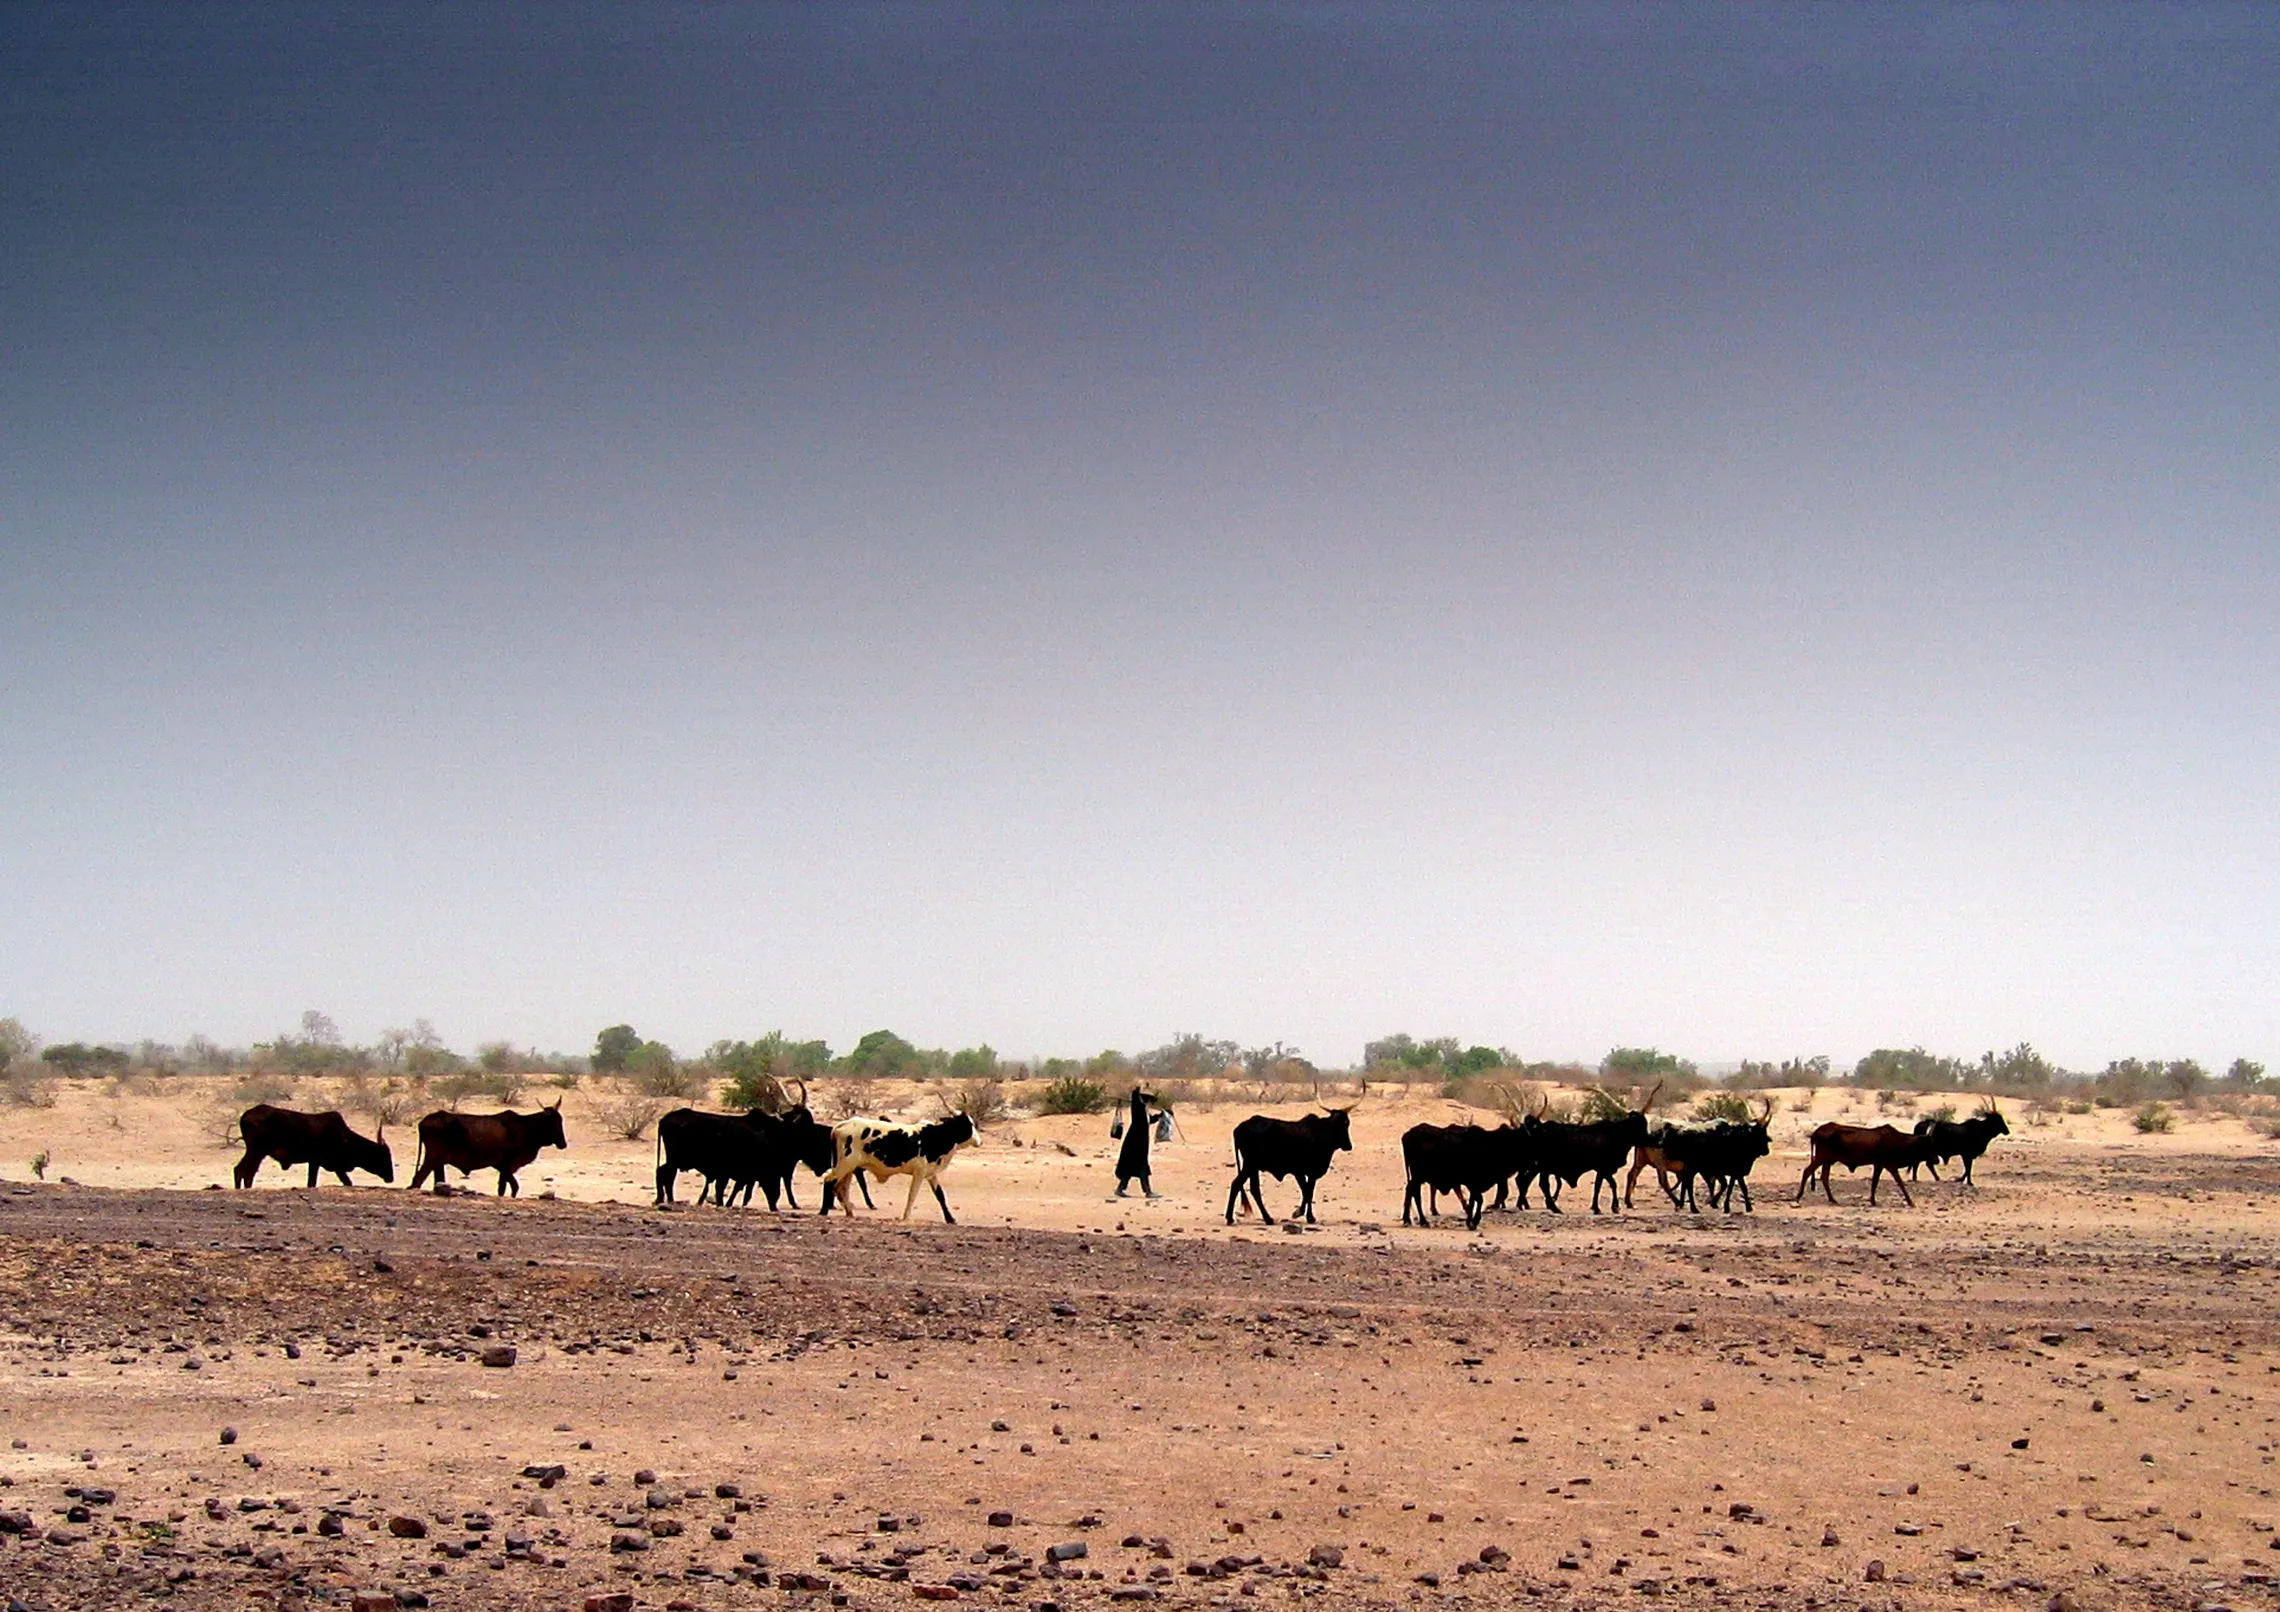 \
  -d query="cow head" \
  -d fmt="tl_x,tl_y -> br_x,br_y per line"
535,1101 -> 568,1150
1977,1100 -> 2009,1136
1319,1106 -> 1355,1153
363,1123 -> 397,1183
